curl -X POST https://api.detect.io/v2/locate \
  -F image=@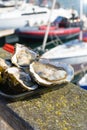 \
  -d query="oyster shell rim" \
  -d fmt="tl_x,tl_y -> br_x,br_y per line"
29,60 -> 74,86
